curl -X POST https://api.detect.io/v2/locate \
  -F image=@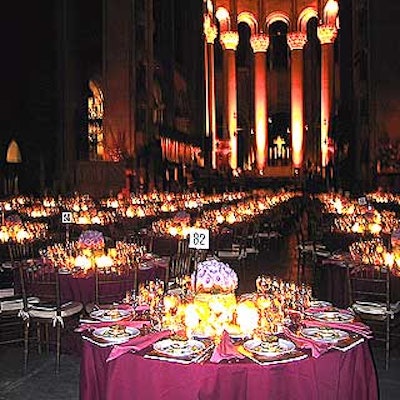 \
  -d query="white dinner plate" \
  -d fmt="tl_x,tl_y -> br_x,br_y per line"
92,326 -> 140,343
243,338 -> 295,357
139,263 -> 153,270
153,339 -> 205,358
310,311 -> 354,323
301,327 -> 349,343
90,308 -> 131,322
309,300 -> 332,308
